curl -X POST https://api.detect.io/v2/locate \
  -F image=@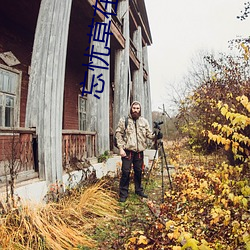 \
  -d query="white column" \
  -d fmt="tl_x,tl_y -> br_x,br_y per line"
132,26 -> 144,115
86,4 -> 111,155
25,0 -> 72,183
113,0 -> 131,129
143,45 -> 153,126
